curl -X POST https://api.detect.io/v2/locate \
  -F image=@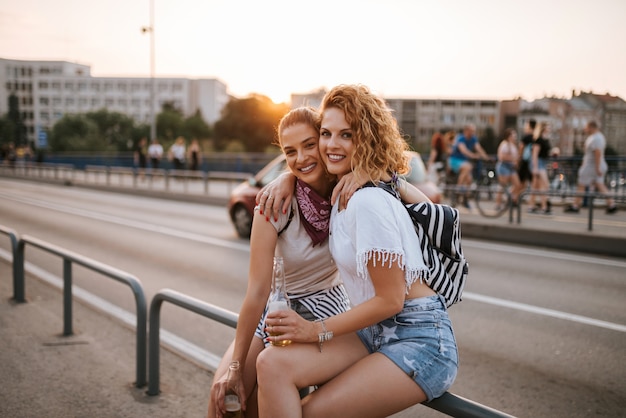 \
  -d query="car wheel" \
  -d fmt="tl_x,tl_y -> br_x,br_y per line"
232,204 -> 253,239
